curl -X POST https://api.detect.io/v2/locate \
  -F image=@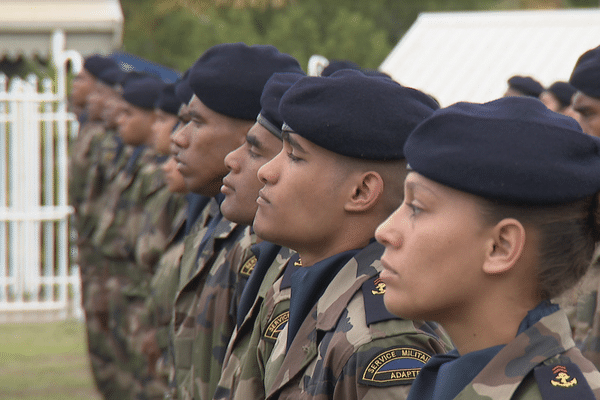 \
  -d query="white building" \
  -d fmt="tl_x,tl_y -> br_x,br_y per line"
380,9 -> 600,107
